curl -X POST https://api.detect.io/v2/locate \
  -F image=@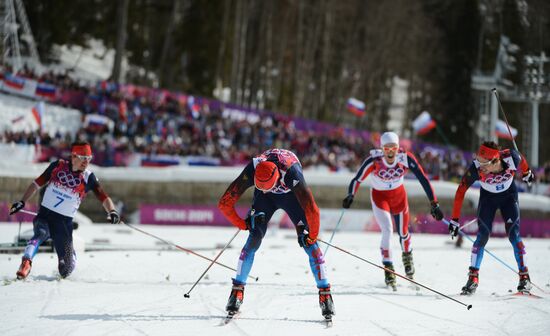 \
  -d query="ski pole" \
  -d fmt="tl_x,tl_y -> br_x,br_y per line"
459,218 -> 477,232
442,219 -> 548,294
184,228 -> 241,298
323,208 -> 346,256
122,222 -> 258,282
19,209 -> 38,216
317,238 -> 473,310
